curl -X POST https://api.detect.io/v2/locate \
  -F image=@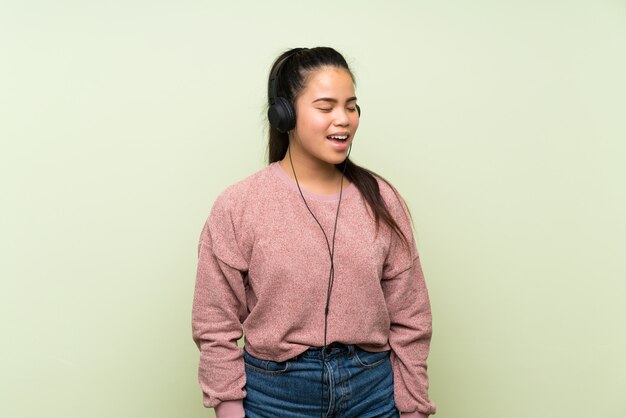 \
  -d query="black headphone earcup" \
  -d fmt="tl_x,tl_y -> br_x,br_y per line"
268,97 -> 296,133
356,104 -> 361,117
